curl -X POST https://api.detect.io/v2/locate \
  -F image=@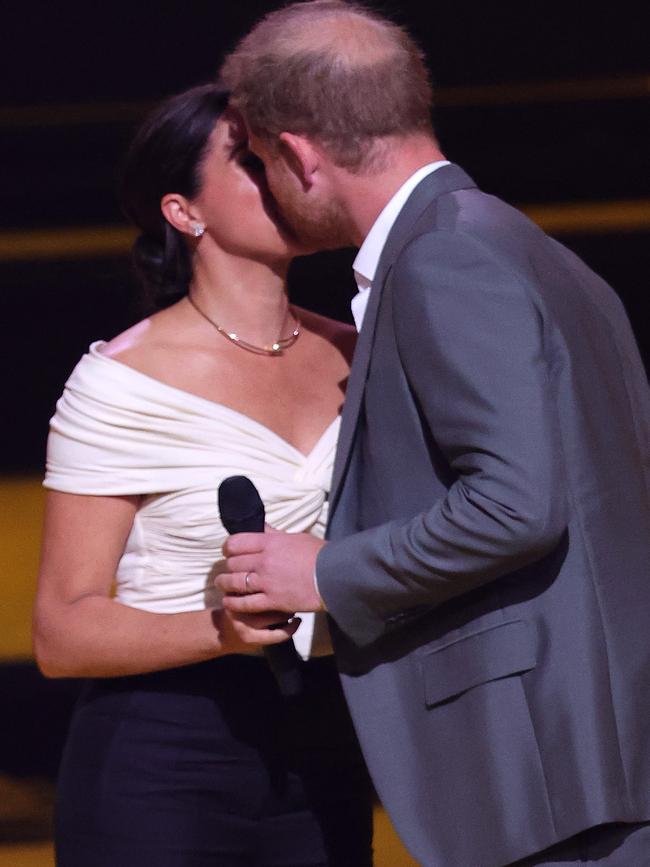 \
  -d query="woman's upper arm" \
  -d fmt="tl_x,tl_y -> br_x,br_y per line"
36,490 -> 139,607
